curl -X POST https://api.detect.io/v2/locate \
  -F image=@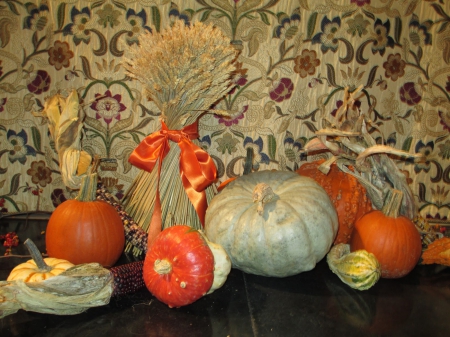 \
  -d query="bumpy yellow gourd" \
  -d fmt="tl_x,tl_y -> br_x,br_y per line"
327,243 -> 381,290
7,239 -> 74,282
